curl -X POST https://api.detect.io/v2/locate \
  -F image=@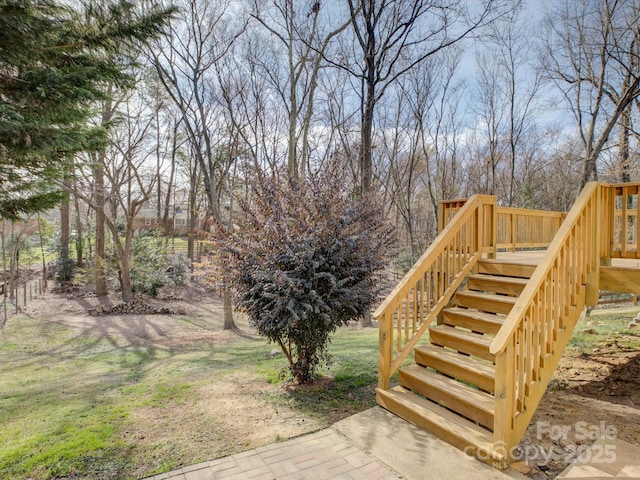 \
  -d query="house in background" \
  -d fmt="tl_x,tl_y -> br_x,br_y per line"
132,205 -> 206,235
